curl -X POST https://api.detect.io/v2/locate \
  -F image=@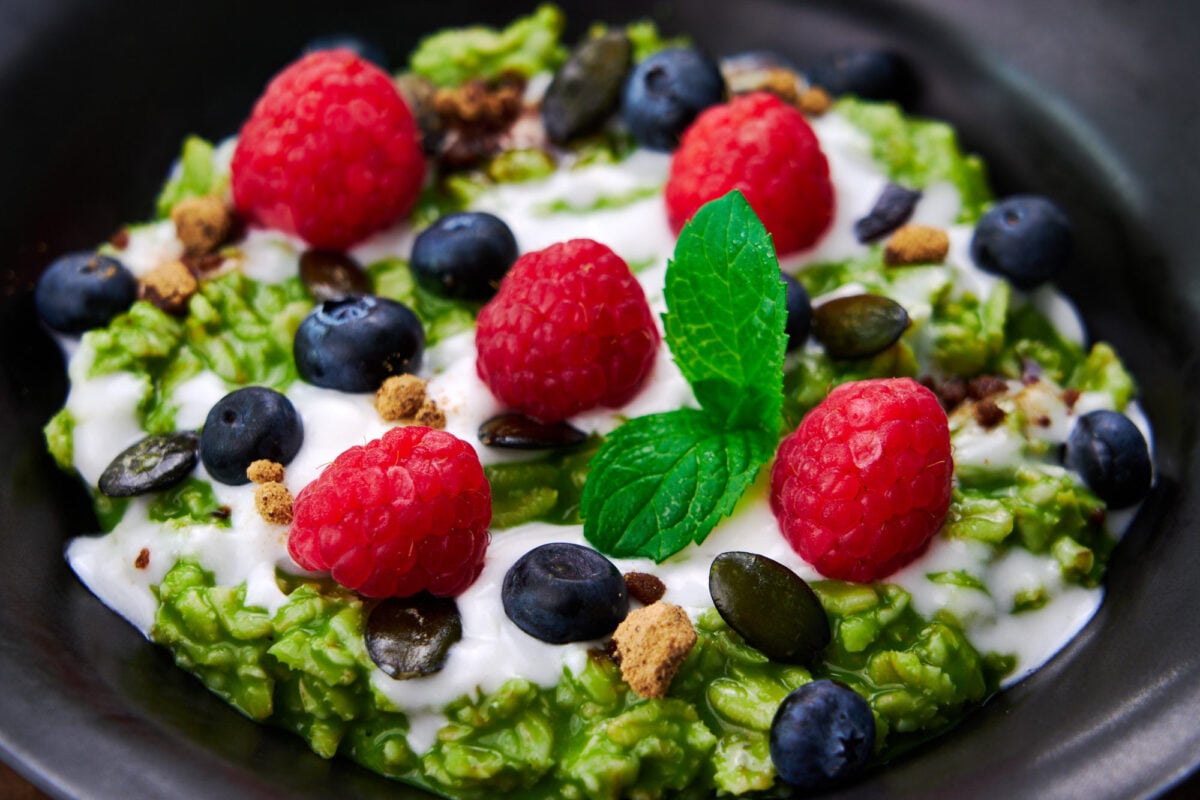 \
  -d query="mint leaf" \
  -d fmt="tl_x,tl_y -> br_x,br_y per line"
582,410 -> 772,561
663,191 -> 787,430
582,192 -> 788,562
